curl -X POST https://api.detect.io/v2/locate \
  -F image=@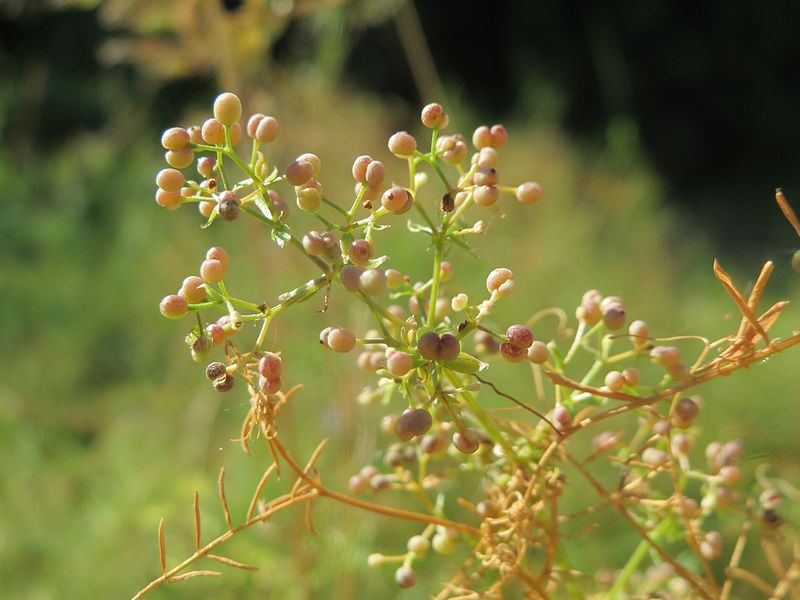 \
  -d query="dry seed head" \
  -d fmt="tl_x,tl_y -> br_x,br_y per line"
213,92 -> 242,126
180,275 -> 207,303
155,189 -> 181,210
161,127 -> 190,150
387,131 -> 417,158
326,327 -> 356,353
516,181 -> 543,204
205,361 -> 226,380
156,168 -> 185,193
159,294 -> 188,319
486,267 -> 514,295
421,102 -> 445,128
527,340 -> 548,364
201,118 -> 226,145
255,116 -> 278,143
